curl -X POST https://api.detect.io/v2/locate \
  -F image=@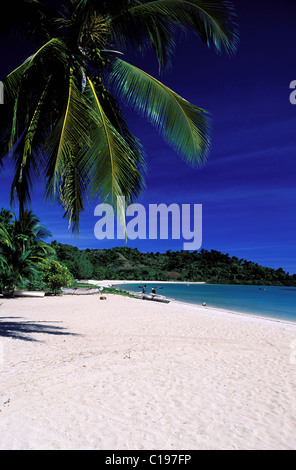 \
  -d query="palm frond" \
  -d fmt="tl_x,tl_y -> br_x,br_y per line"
0,224 -> 13,250
9,137 -> 35,215
9,78 -> 52,216
45,68 -> 90,196
3,57 -> 31,103
3,38 -> 72,157
85,78 -> 145,203
58,153 -> 89,231
23,76 -> 52,166
110,0 -> 238,70
90,83 -> 147,181
109,57 -> 211,167
8,92 -> 21,155
16,209 -> 52,241
78,77 -> 146,233
3,38 -> 67,99
110,1 -> 177,72
44,68 -> 93,230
